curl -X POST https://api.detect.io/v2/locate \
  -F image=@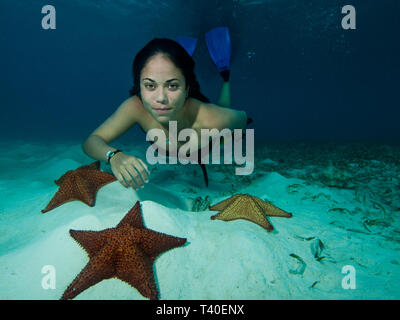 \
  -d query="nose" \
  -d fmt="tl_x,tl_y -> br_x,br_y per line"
155,88 -> 168,104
